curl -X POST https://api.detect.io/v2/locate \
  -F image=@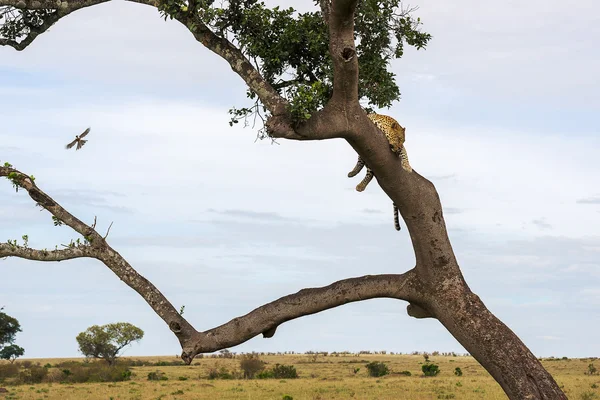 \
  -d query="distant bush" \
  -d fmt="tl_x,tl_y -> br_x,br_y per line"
0,363 -> 20,382
580,392 -> 597,400
422,363 -> 440,377
154,360 -> 184,367
61,362 -> 132,383
282,395 -> 293,400
256,370 -> 274,379
240,353 -> 265,379
399,370 -> 411,376
256,364 -> 298,379
16,365 -> 48,384
365,362 -> 389,377
272,364 -> 298,379
454,367 -> 463,376
208,367 -> 236,380
586,363 -> 598,376
147,371 -> 168,381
